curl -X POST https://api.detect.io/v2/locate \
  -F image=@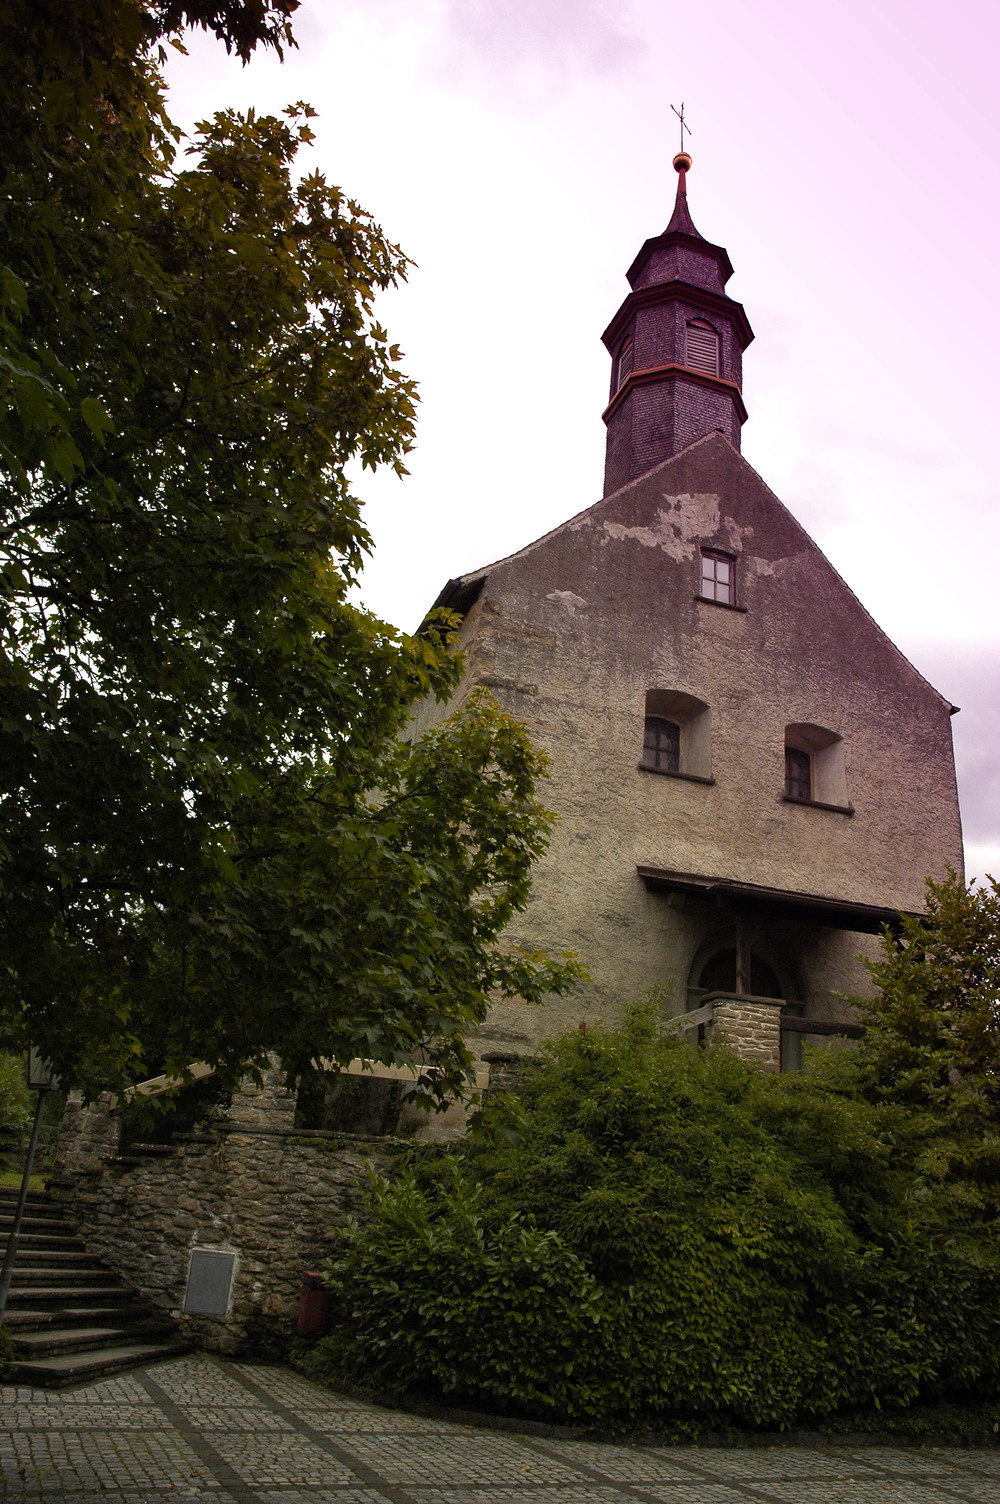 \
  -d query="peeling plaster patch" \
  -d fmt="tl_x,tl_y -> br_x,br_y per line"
547,590 -> 588,616
603,492 -> 721,560
764,550 -> 811,580
723,518 -> 756,553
